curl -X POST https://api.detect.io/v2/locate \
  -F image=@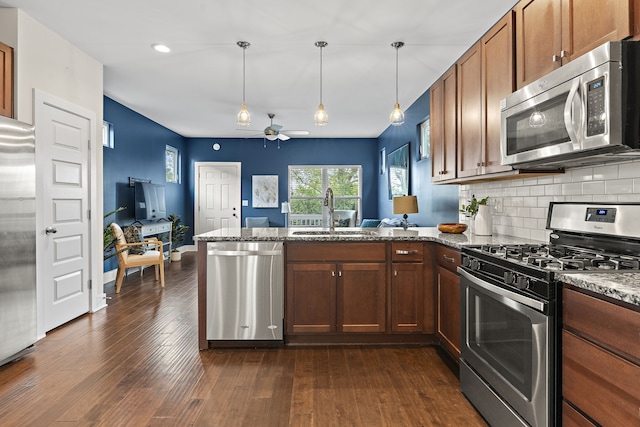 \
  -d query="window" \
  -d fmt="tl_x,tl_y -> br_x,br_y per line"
288,165 -> 362,227
102,121 -> 114,148
166,145 -> 180,183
